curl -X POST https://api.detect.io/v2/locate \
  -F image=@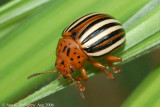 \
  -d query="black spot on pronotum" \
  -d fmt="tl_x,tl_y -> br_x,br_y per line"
69,66 -> 74,73
67,48 -> 71,56
61,61 -> 64,65
74,53 -> 76,54
77,56 -> 80,58
62,46 -> 67,52
78,61 -> 81,63
71,58 -> 73,61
